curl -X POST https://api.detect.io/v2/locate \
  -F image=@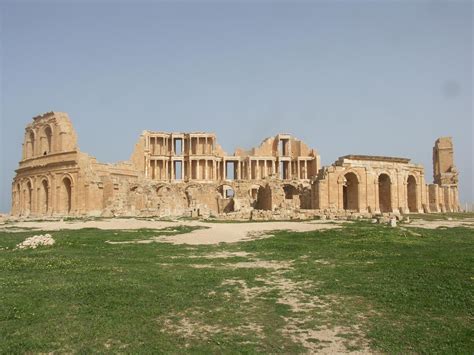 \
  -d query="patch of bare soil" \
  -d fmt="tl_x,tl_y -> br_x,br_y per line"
2,218 -> 345,245
406,218 -> 474,229
2,218 -> 178,232
191,251 -> 253,259
186,259 -> 292,270
158,220 -> 344,245
217,259 -> 370,353
282,323 -> 369,354
158,253 -> 371,352
159,311 -> 264,348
